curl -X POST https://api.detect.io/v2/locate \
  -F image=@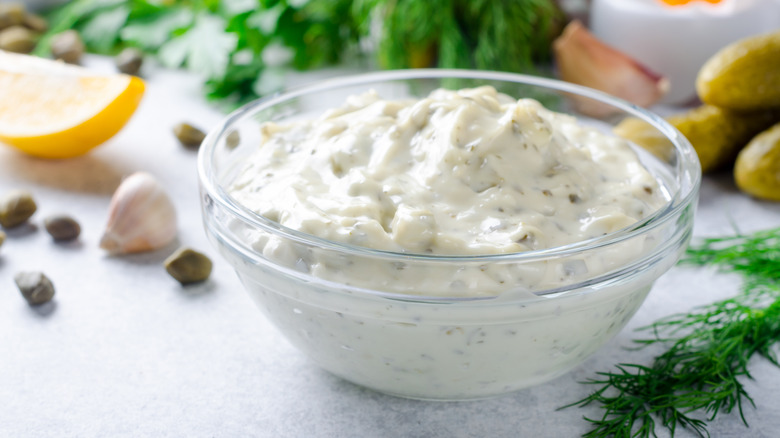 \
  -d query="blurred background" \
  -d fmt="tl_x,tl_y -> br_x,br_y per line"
2,0 -> 777,108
